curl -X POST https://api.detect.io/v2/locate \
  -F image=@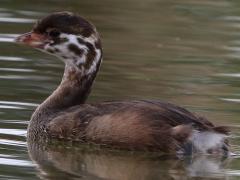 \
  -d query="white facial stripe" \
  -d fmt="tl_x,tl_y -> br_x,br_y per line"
86,48 -> 101,75
77,34 -> 99,45
45,33 -> 86,61
44,33 -> 102,75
